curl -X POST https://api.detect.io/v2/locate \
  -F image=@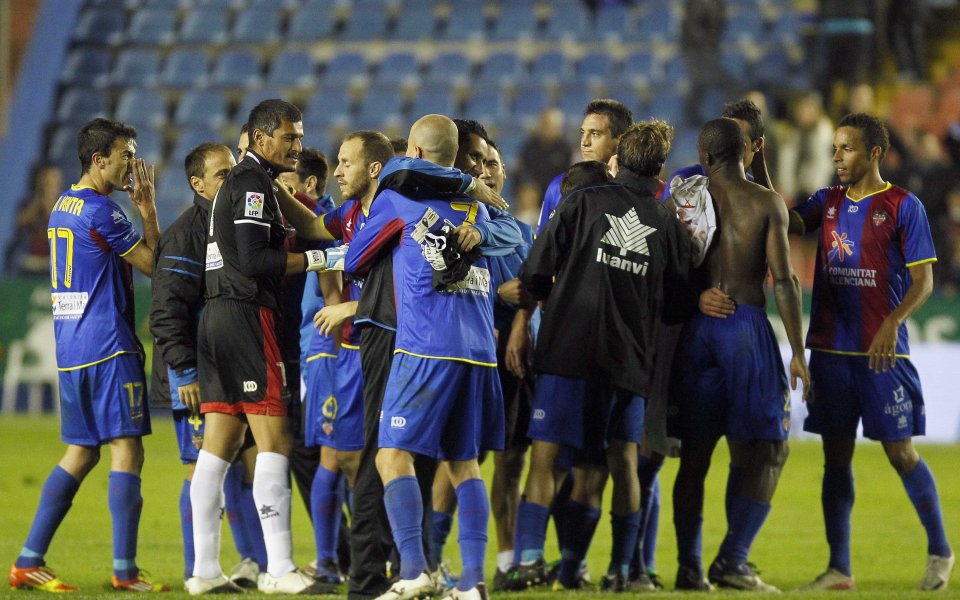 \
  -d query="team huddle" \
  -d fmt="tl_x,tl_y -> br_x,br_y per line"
8,95 -> 954,596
